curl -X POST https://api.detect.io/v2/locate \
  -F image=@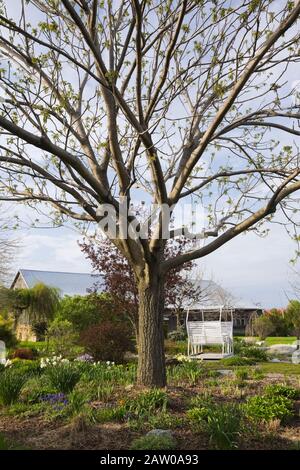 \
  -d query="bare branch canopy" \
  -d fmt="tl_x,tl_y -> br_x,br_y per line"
0,0 -> 300,385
